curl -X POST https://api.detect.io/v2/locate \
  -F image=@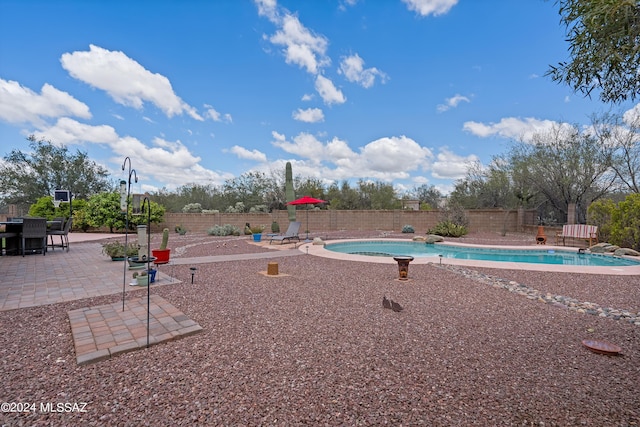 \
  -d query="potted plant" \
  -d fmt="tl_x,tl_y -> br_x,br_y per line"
175,225 -> 187,235
132,270 -> 149,286
250,225 -> 265,242
102,240 -> 138,261
128,256 -> 148,269
151,228 -> 171,264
